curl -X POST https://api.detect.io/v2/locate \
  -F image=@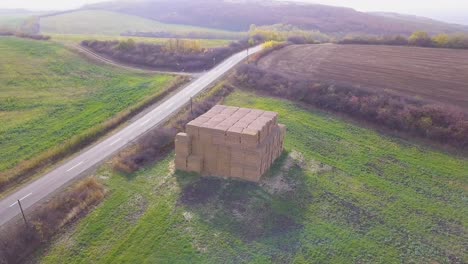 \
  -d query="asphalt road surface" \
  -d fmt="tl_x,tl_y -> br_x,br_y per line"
0,45 -> 262,226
